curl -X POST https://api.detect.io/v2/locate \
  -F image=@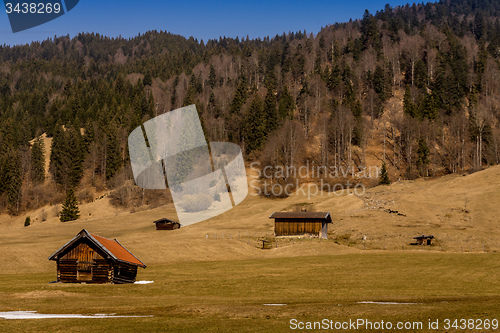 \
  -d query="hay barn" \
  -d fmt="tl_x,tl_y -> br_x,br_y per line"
48,229 -> 146,284
269,212 -> 332,239
412,234 -> 434,245
154,218 -> 181,230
